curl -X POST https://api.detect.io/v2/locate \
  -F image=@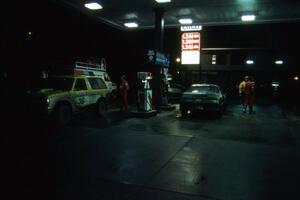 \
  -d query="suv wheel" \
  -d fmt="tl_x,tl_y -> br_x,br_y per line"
54,104 -> 72,126
97,100 -> 107,117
